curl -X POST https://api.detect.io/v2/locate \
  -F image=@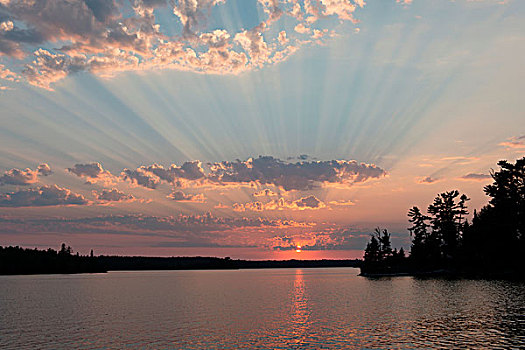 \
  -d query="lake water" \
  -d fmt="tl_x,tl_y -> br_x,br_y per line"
0,268 -> 524,349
